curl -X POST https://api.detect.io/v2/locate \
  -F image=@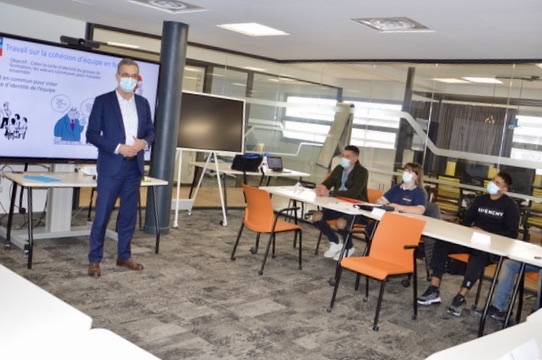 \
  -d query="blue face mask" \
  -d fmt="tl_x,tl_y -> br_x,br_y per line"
340,157 -> 351,168
119,77 -> 137,93
487,181 -> 500,195
402,171 -> 414,183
